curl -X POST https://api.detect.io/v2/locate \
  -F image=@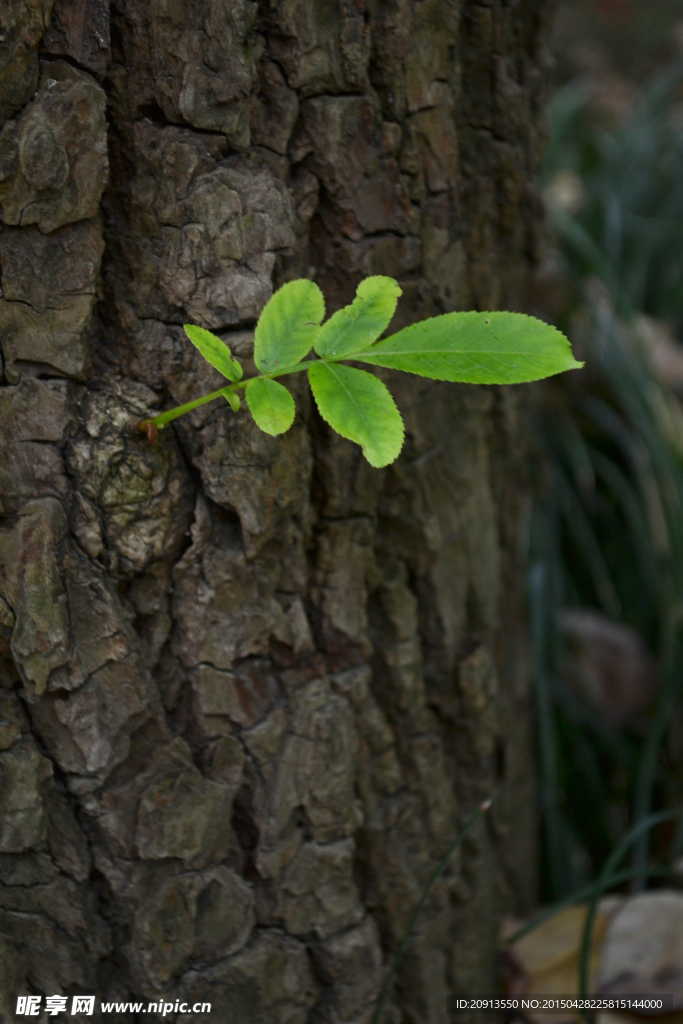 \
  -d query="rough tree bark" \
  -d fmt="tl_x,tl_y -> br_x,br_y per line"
0,1 -> 549,1020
